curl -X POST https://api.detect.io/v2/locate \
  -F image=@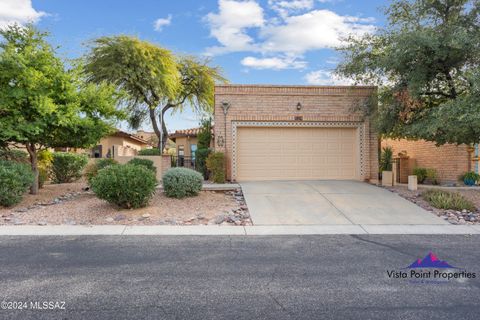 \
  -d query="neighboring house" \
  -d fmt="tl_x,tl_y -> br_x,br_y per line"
90,130 -> 149,158
134,130 -> 158,147
169,127 -> 200,159
213,85 -> 378,182
382,138 -> 478,184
